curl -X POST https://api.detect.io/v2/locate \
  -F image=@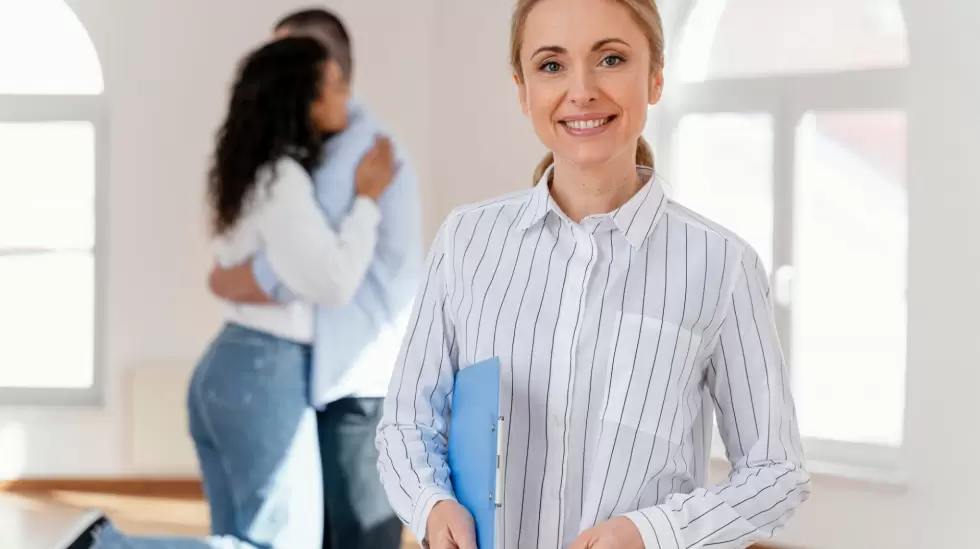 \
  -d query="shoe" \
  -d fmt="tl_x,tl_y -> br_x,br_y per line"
58,509 -> 108,549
